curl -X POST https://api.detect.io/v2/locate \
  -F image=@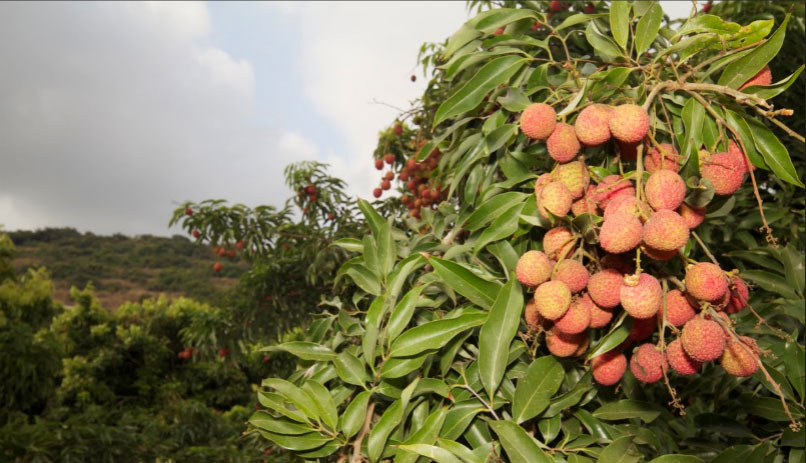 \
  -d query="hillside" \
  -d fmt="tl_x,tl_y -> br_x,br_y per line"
8,228 -> 248,308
